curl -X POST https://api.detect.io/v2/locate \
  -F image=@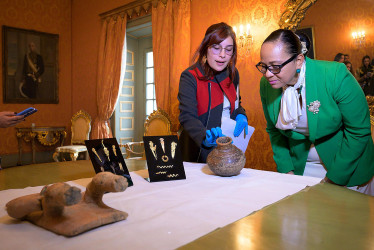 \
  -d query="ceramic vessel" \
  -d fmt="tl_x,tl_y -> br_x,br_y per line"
206,136 -> 246,177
